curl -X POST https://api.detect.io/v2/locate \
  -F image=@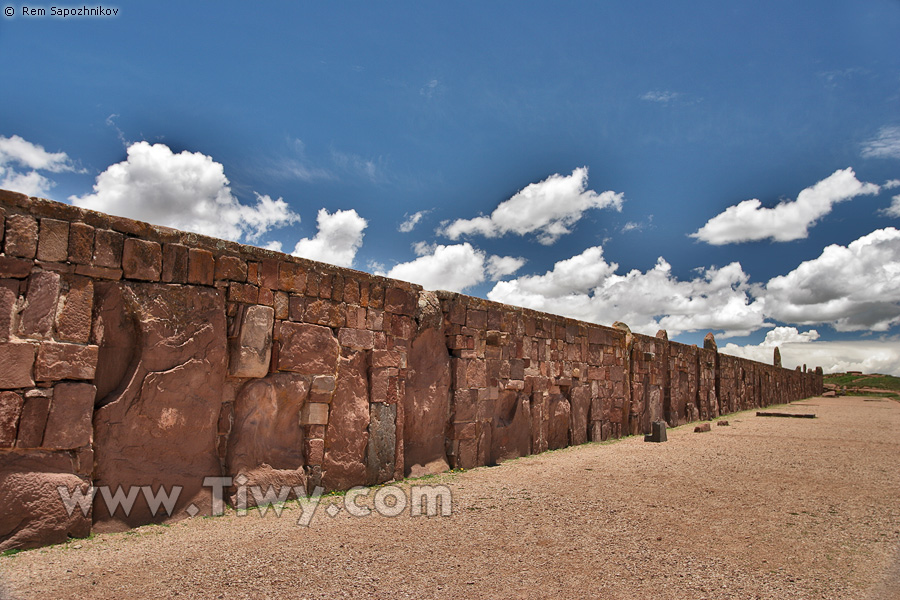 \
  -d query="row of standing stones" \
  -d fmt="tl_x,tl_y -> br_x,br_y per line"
0,189 -> 823,550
